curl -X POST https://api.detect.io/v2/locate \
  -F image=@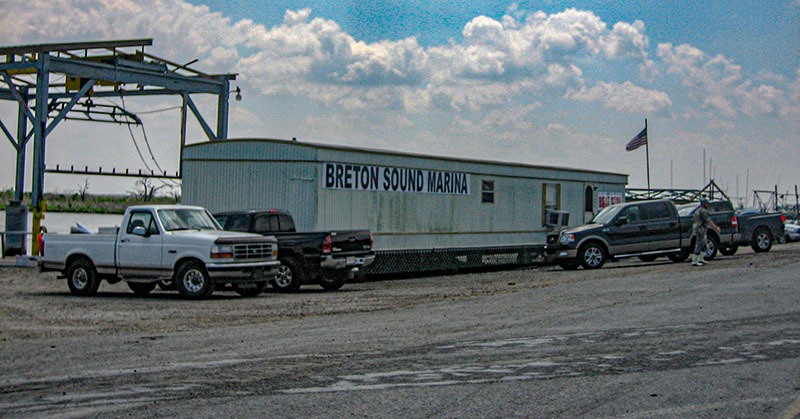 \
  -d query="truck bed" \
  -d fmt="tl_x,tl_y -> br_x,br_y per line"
40,233 -> 118,274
